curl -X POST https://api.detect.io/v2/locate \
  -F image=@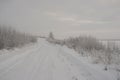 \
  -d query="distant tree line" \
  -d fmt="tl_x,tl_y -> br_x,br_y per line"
47,32 -> 104,51
0,26 -> 37,50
